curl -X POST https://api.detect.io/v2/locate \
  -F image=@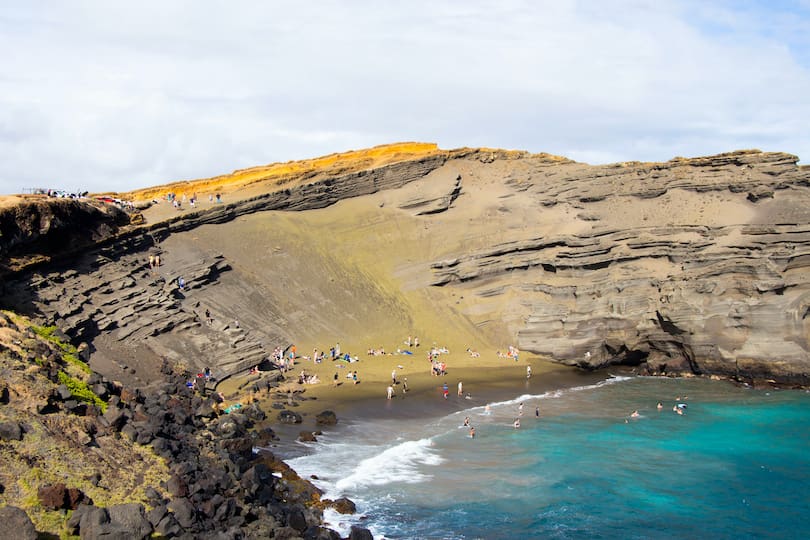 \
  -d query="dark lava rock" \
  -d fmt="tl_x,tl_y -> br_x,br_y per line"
0,421 -> 23,441
349,525 -> 374,540
37,483 -> 92,510
286,504 -> 308,532
167,473 -> 188,498
106,503 -> 153,539
305,526 -> 342,540
298,430 -> 317,442
0,506 -> 37,540
315,410 -> 338,425
56,384 -> 72,401
0,386 -> 9,404
168,497 -> 197,529
330,497 -> 357,514
278,409 -> 302,424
